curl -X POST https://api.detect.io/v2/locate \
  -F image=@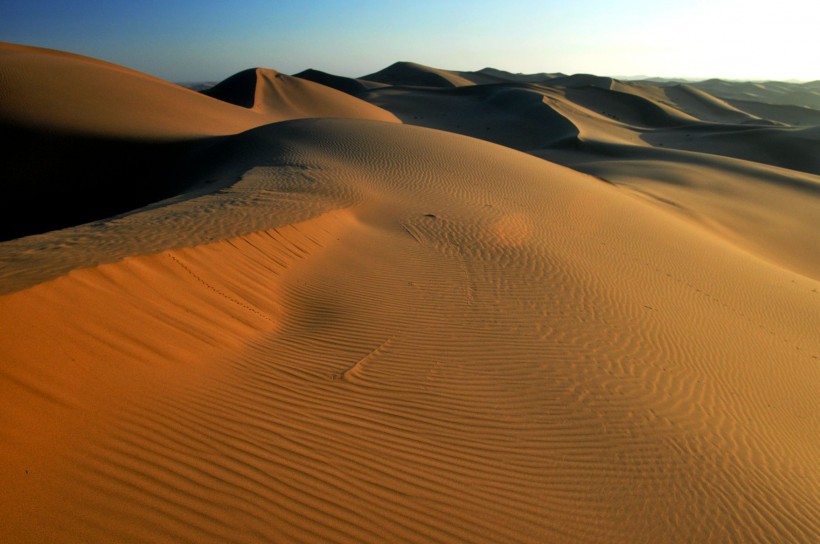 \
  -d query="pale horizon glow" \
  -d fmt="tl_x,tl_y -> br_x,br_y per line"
1,0 -> 817,83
